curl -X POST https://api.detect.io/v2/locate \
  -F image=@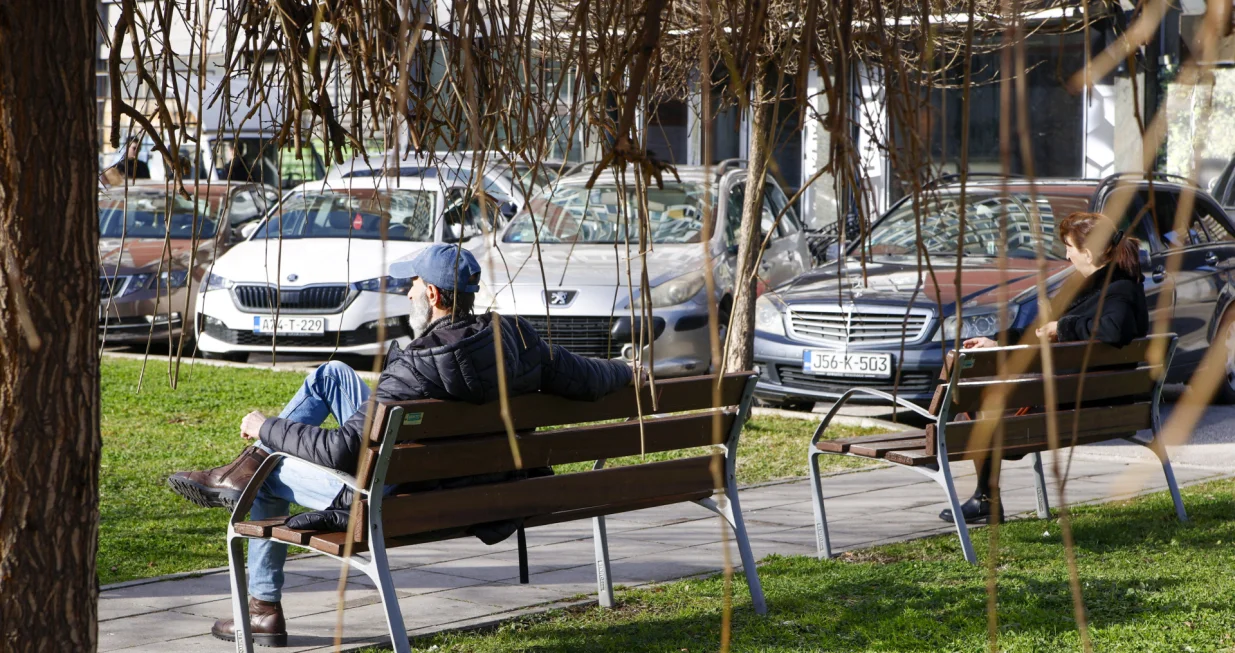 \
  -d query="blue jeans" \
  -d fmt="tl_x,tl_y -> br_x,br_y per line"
249,361 -> 370,602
